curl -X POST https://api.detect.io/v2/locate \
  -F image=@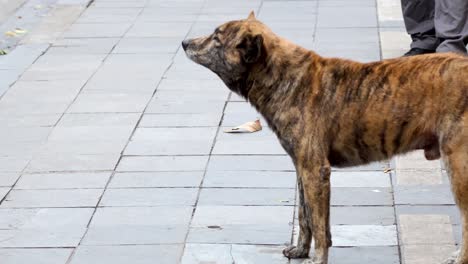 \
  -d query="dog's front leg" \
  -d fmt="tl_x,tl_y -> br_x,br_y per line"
299,161 -> 332,264
283,176 -> 312,258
